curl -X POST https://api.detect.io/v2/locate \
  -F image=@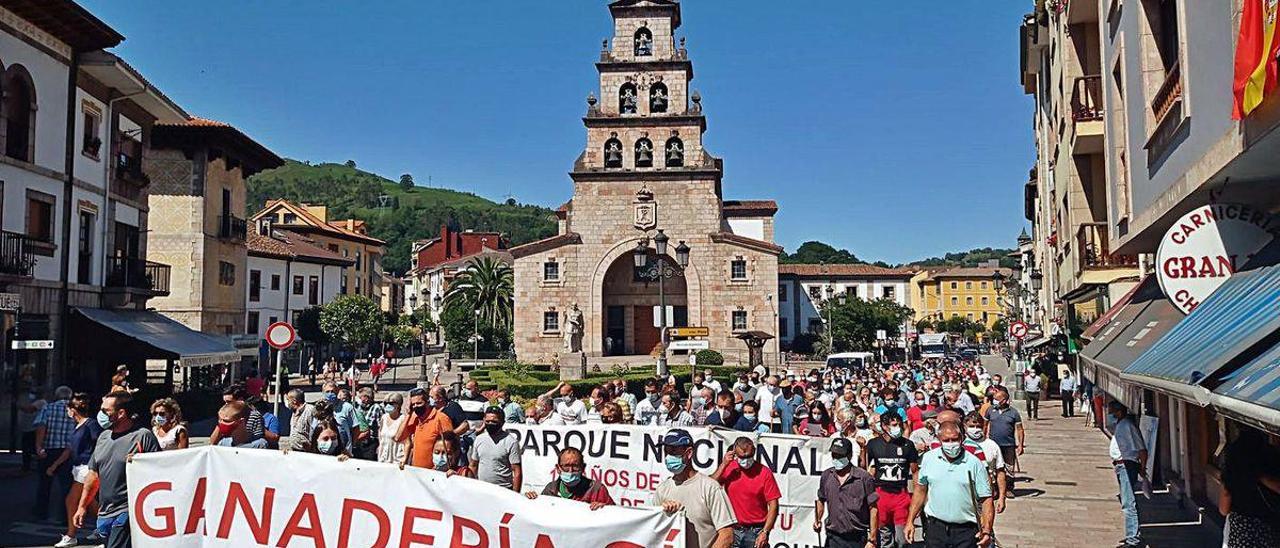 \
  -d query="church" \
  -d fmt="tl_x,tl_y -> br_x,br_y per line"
511,0 -> 781,364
